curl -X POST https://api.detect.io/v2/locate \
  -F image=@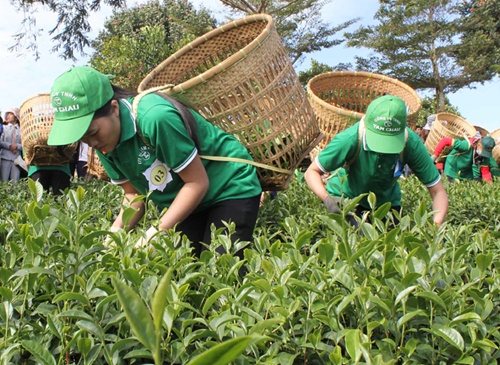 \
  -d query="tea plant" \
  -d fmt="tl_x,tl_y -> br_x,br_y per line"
0,175 -> 499,364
